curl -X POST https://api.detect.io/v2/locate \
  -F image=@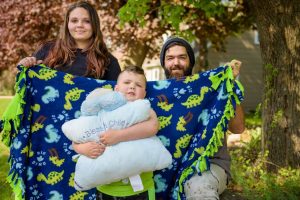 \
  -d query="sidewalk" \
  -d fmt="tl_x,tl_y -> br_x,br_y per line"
0,96 -> 13,99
